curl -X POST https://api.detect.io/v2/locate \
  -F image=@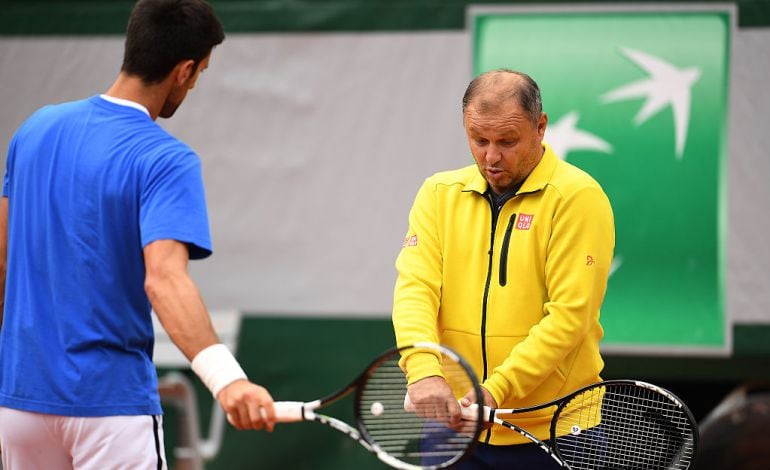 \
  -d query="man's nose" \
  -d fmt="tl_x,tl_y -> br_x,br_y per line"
485,144 -> 502,164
